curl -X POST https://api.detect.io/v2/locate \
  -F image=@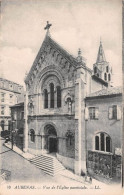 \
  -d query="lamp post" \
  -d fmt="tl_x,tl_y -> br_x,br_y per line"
11,121 -> 16,150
